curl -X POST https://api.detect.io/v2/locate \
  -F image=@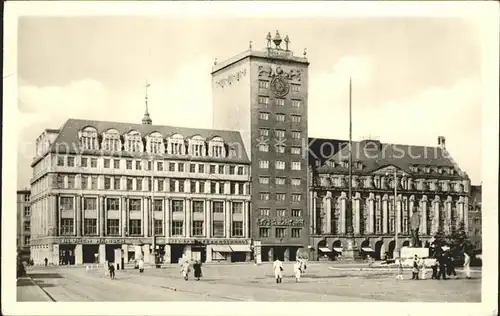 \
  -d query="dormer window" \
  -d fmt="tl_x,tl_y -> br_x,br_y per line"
208,136 -> 226,158
124,130 -> 143,153
188,135 -> 206,157
78,126 -> 98,150
167,133 -> 185,155
147,132 -> 164,154
102,129 -> 121,151
342,160 -> 349,168
326,160 -> 335,168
